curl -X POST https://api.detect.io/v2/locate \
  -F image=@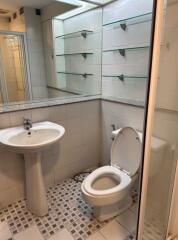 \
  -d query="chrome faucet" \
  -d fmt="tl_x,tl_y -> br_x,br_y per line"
23,118 -> 32,130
